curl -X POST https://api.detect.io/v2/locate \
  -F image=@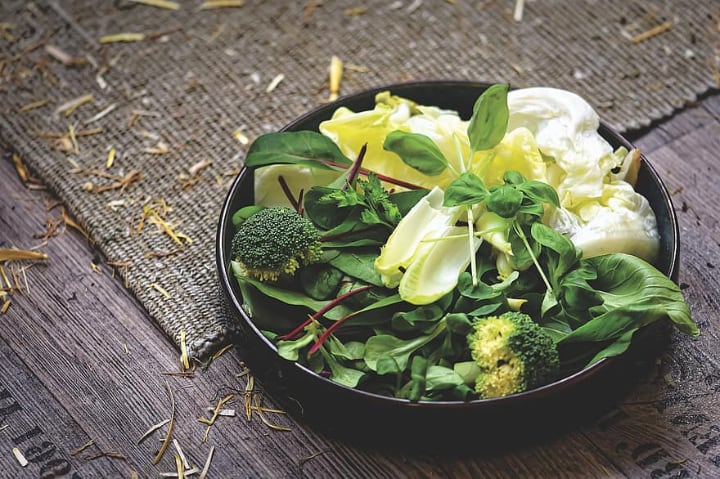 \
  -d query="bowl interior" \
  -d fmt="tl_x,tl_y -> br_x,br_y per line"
216,80 -> 680,442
